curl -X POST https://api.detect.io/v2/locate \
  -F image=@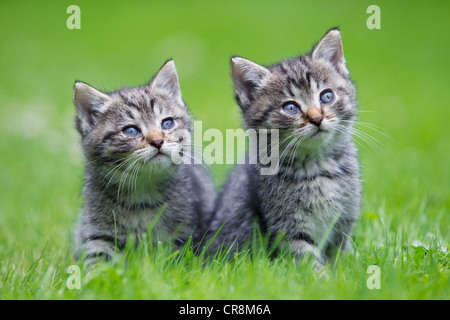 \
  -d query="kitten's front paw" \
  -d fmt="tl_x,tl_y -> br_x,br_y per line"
291,240 -> 329,279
